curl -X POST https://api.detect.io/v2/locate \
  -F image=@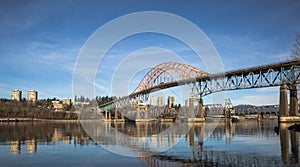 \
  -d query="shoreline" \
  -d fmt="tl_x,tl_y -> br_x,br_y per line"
0,116 -> 279,123
0,118 -> 79,122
